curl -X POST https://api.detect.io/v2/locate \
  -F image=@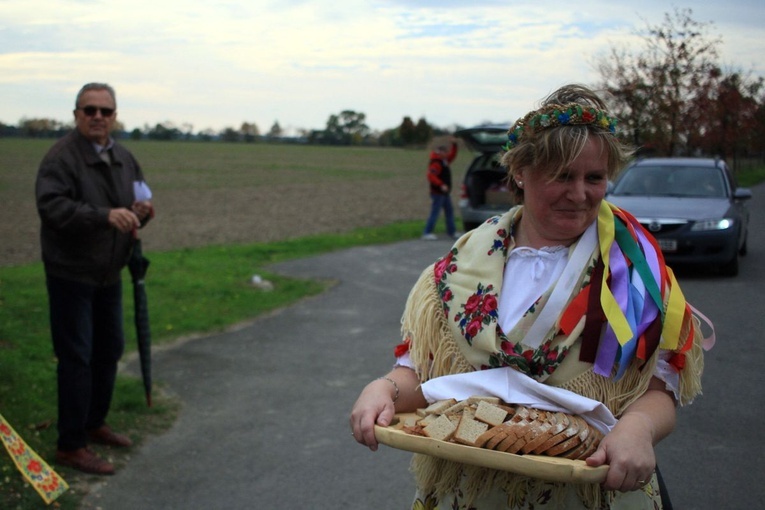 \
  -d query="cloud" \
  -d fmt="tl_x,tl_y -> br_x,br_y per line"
1,0 -> 763,133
